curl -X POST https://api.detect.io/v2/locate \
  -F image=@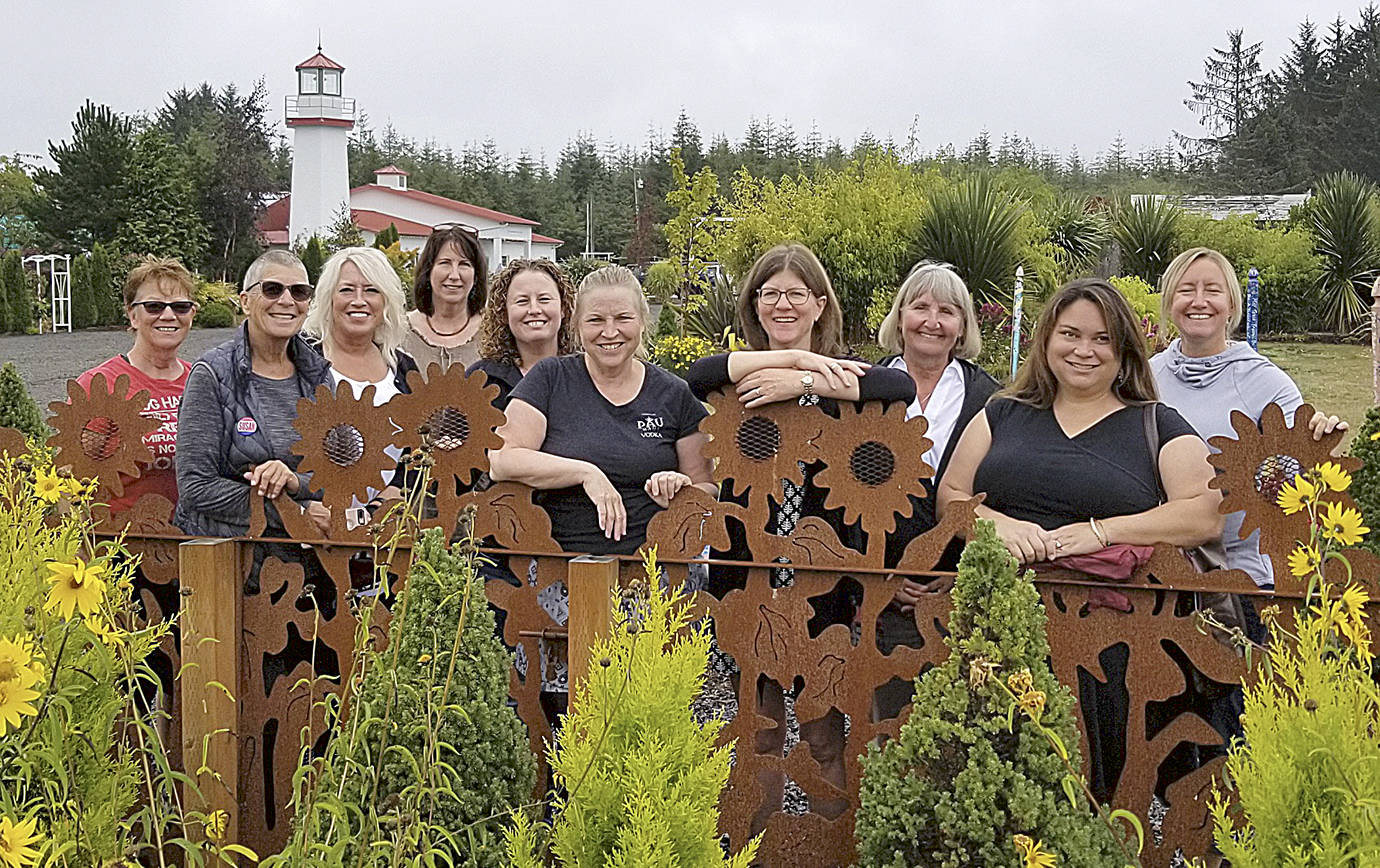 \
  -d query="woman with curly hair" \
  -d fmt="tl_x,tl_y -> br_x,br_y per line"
466,258 -> 576,410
